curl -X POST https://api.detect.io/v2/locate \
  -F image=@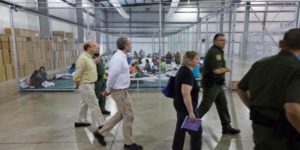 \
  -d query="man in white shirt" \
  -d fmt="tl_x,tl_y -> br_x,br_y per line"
93,37 -> 143,150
